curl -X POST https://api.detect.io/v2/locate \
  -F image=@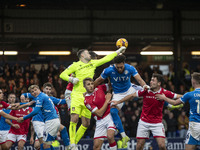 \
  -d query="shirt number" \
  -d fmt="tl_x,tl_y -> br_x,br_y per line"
195,100 -> 200,114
